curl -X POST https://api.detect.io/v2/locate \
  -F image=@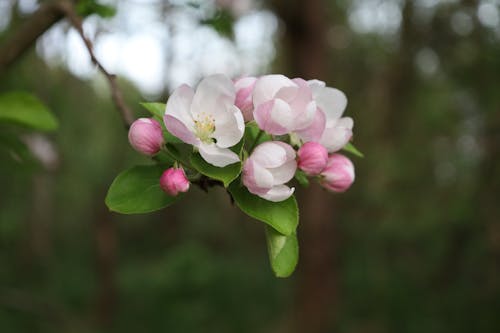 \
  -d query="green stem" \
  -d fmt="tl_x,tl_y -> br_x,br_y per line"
249,130 -> 264,153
